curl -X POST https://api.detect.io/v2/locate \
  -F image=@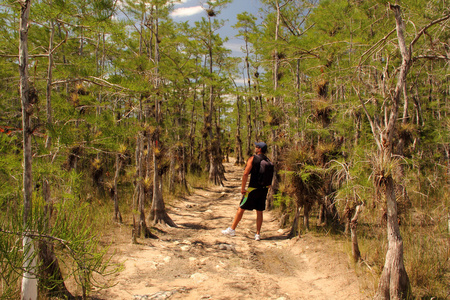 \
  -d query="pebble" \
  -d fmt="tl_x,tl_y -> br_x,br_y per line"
190,272 -> 208,283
